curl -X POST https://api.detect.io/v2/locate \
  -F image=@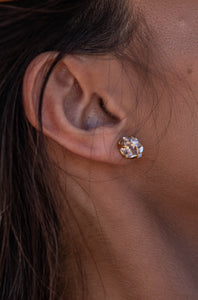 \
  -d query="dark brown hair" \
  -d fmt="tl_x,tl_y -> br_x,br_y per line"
0,1 -> 142,299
